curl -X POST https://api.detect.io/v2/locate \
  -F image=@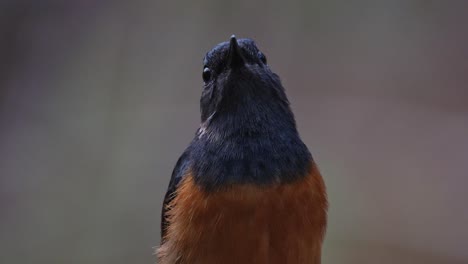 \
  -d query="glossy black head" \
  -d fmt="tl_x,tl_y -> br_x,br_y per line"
190,36 -> 312,190
200,35 -> 289,125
